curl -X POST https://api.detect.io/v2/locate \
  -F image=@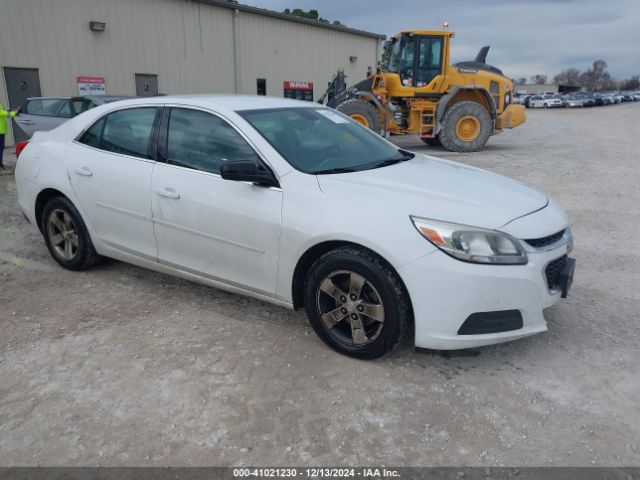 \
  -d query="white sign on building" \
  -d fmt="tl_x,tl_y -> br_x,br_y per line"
77,76 -> 106,95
